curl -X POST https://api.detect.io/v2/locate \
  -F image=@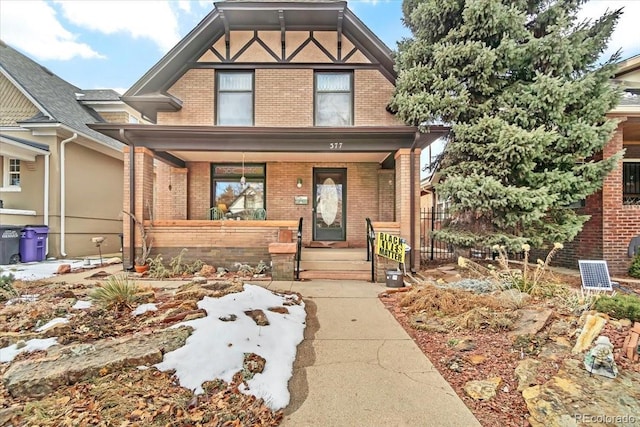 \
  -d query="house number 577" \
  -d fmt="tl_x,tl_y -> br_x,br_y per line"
329,142 -> 343,150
